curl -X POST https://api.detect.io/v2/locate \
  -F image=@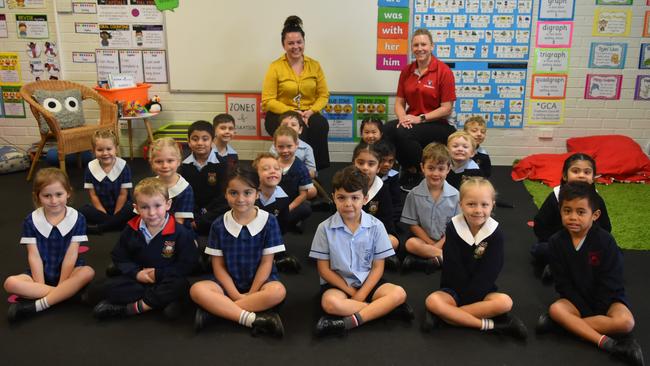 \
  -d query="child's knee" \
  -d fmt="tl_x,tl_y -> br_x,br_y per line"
404,238 -> 418,252
189,281 -> 208,300
425,292 -> 442,311
266,282 -> 286,303
389,235 -> 399,250
548,300 -> 567,319
321,295 -> 342,314
616,312 -> 635,333
4,276 -> 19,292
79,266 -> 95,283
493,293 -> 512,313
